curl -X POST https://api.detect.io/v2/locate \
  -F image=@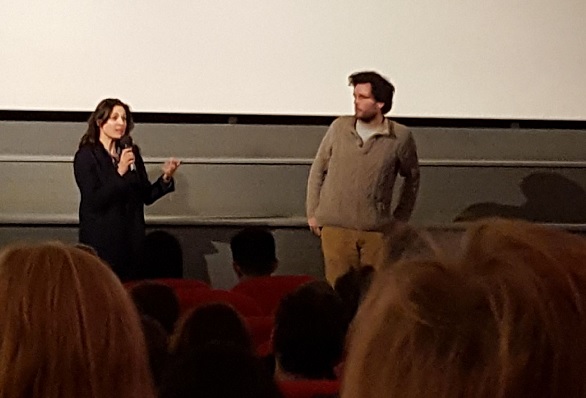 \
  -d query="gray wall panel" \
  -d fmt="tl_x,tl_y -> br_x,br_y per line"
414,167 -> 586,224
3,161 -> 584,226
0,162 -> 311,221
0,121 -> 326,159
3,121 -> 586,162
1,119 -> 584,283
144,163 -> 309,218
415,128 -> 586,161
0,122 -> 81,156
1,121 -> 585,226
0,163 -> 79,217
